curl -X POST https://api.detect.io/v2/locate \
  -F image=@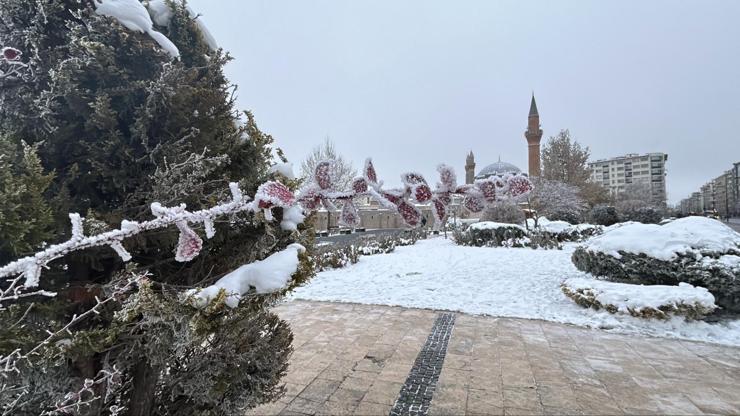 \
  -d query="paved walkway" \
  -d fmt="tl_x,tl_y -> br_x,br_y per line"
249,301 -> 740,415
